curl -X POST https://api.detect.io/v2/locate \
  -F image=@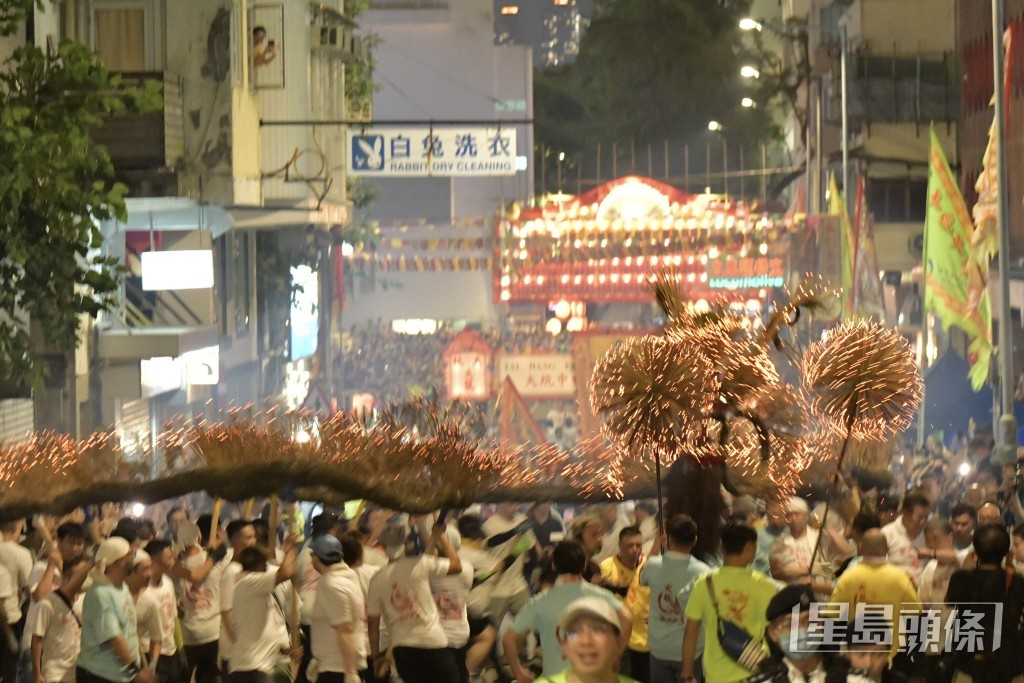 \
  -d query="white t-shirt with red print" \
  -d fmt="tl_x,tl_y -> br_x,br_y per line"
366,556 -> 450,650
